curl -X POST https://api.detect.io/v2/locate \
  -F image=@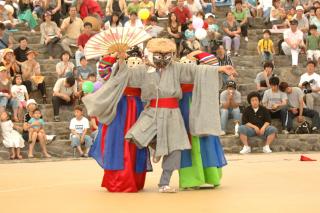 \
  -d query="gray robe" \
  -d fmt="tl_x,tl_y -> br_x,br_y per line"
83,62 -> 222,157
